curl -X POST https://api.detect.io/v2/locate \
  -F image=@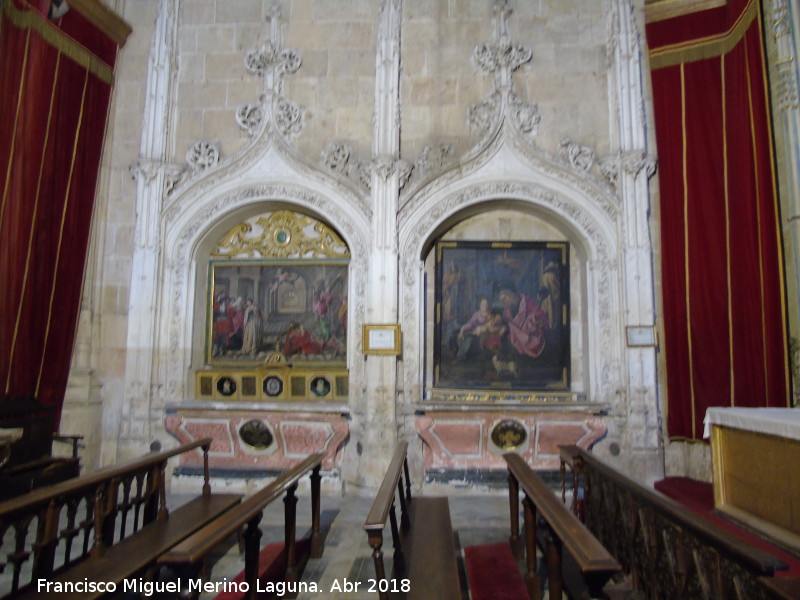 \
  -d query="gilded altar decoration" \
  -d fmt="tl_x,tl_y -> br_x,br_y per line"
490,419 -> 528,451
211,210 -> 349,259
207,210 -> 349,368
